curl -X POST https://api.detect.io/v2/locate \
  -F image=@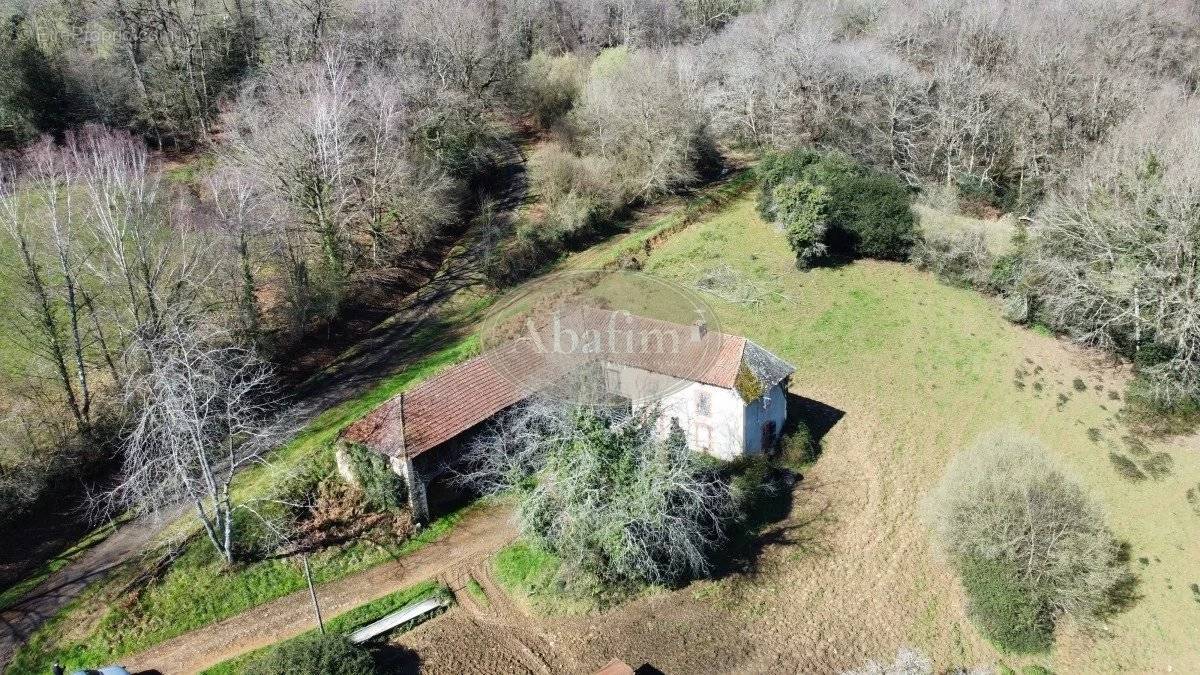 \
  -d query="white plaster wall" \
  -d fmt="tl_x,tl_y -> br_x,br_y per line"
617,363 -> 746,460
741,382 -> 788,454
